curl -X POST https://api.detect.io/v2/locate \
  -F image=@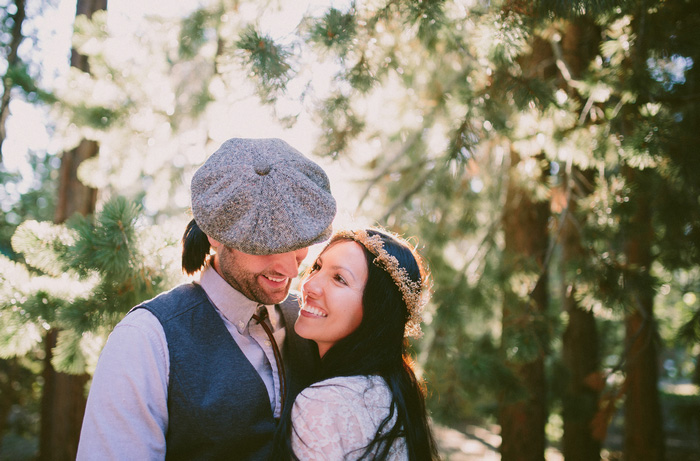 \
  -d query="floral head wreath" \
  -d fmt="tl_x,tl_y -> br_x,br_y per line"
334,229 -> 430,339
